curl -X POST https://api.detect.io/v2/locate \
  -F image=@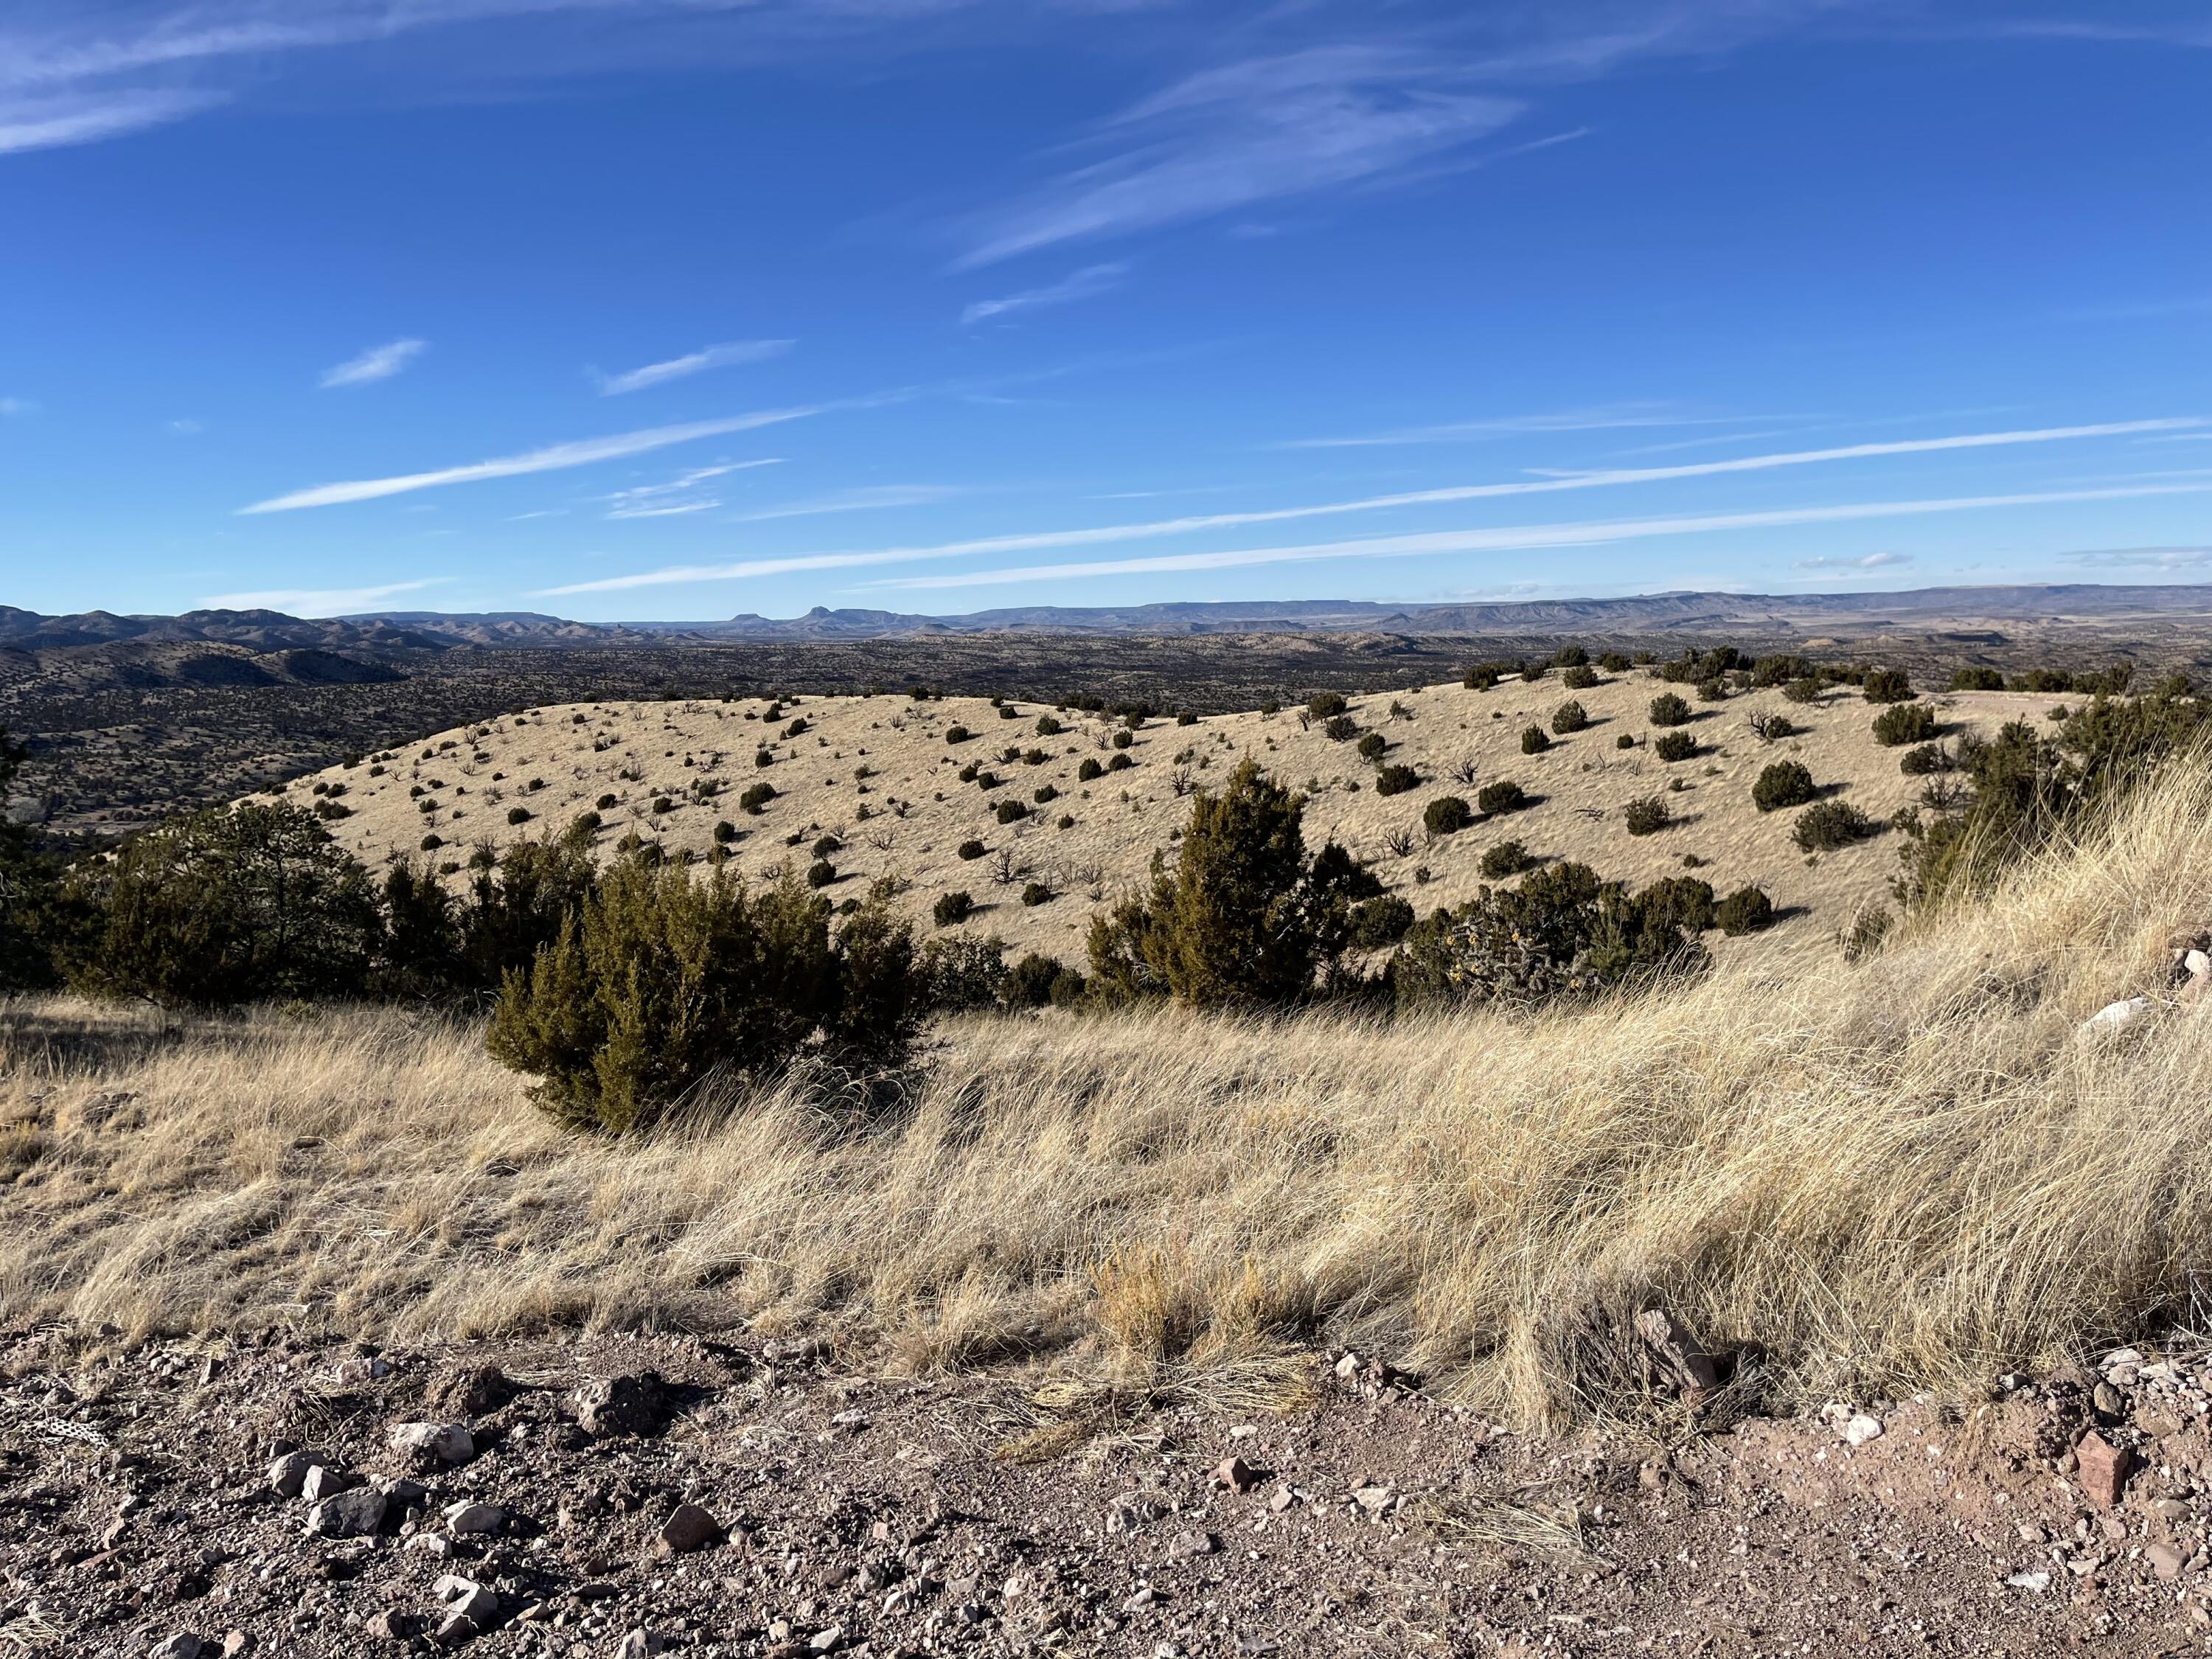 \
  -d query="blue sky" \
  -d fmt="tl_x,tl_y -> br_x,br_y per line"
1,1 -> 2208,622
